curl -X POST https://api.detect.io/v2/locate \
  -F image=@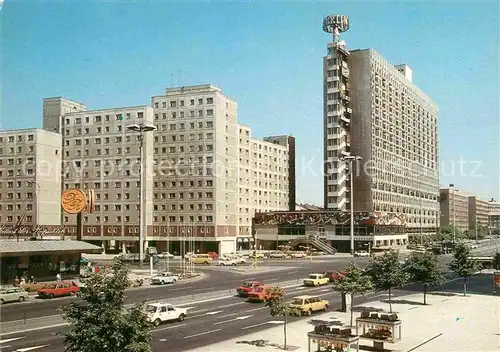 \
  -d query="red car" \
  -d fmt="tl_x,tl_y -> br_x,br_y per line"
37,281 -> 80,299
247,285 -> 276,302
324,271 -> 347,283
236,281 -> 263,297
207,252 -> 219,259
